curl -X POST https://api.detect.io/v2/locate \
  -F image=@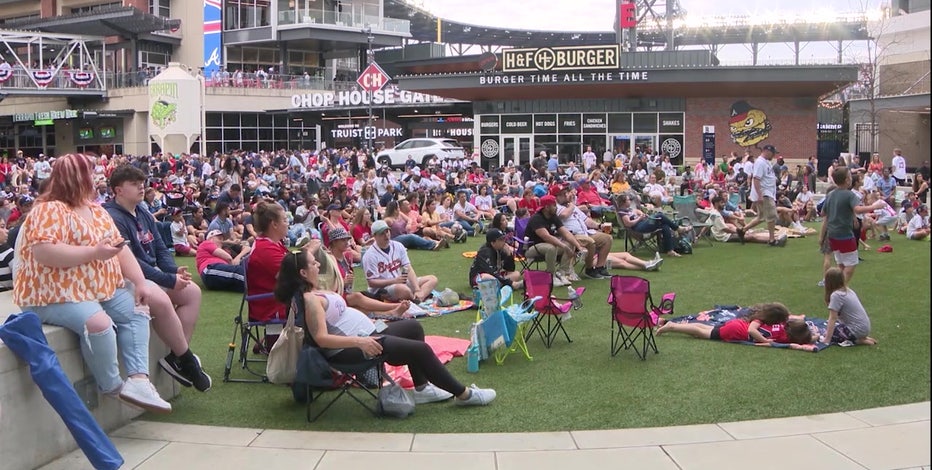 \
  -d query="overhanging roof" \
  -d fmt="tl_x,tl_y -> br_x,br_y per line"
2,5 -> 180,38
384,0 -> 870,48
394,65 -> 859,101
